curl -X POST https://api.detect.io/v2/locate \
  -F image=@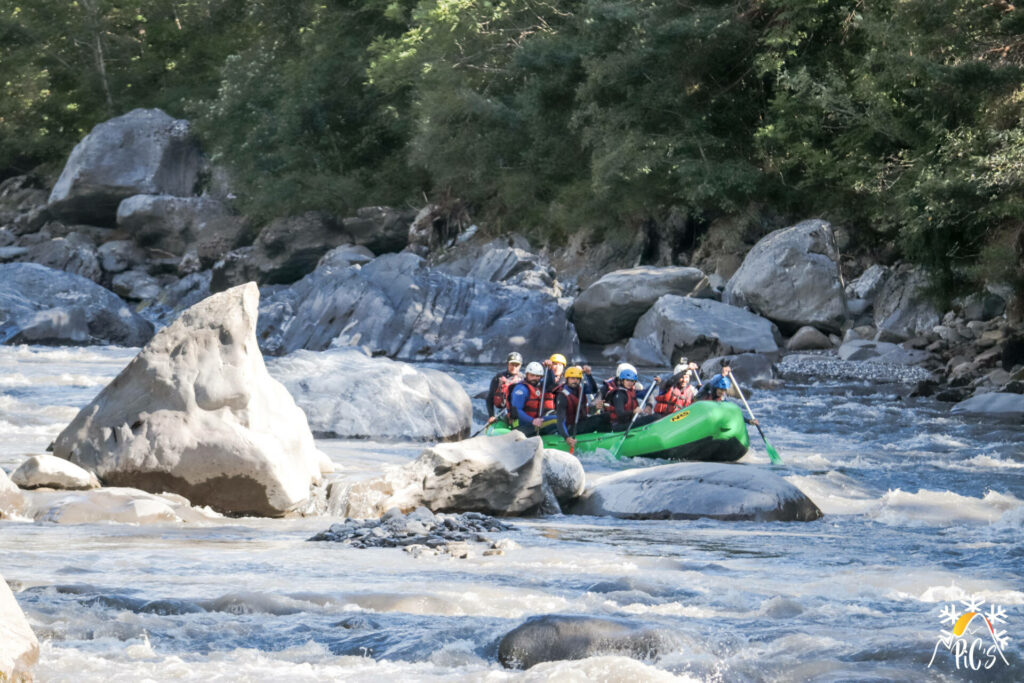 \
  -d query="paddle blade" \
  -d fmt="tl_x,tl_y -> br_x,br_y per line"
763,437 -> 782,465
